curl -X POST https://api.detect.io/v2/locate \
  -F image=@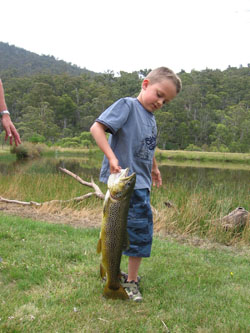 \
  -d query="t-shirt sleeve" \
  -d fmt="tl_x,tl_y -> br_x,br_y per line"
96,98 -> 130,134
